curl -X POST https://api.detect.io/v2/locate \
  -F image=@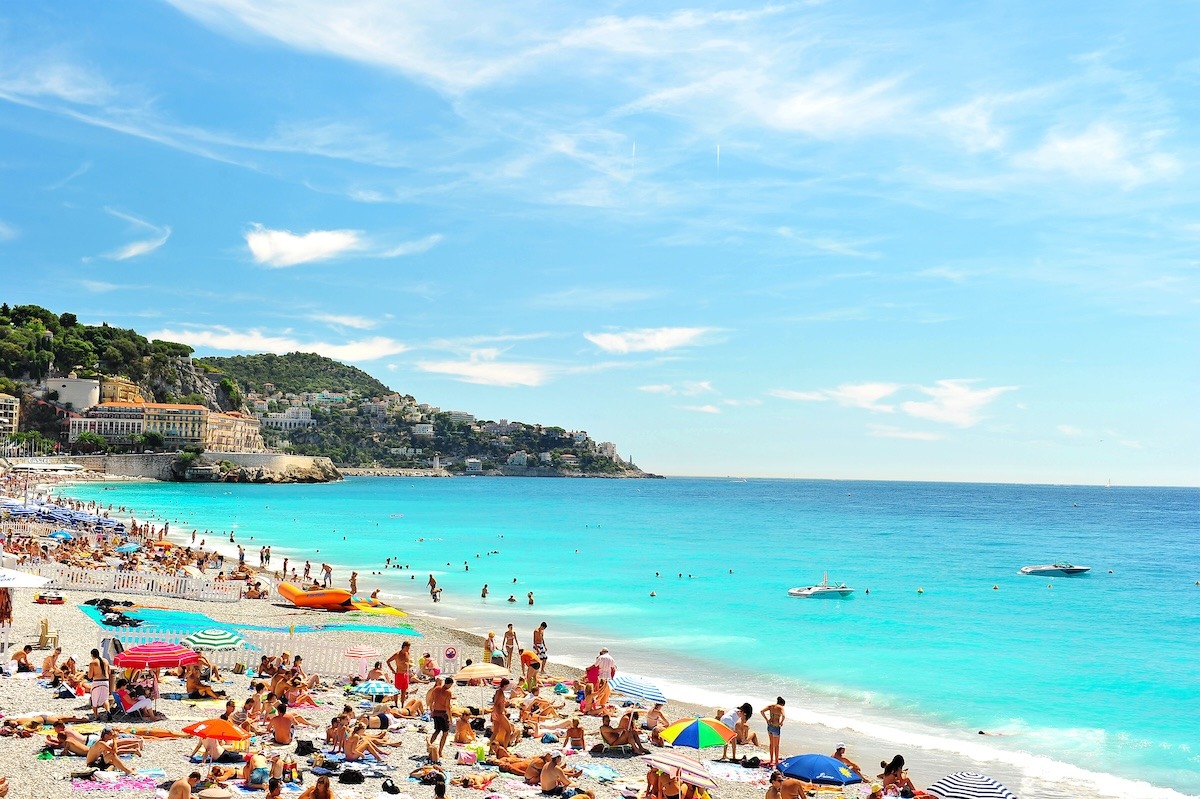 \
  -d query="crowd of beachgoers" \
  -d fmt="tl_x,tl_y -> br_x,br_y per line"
0,471 -> 935,799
